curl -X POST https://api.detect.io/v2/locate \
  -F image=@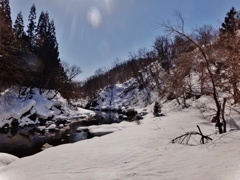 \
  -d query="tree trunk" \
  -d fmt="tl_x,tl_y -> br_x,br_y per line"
213,90 -> 222,134
222,98 -> 227,133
